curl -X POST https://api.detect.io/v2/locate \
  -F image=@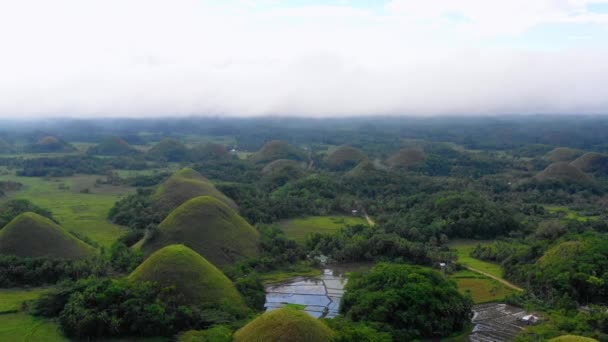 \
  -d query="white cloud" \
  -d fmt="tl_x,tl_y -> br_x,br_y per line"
0,0 -> 606,117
